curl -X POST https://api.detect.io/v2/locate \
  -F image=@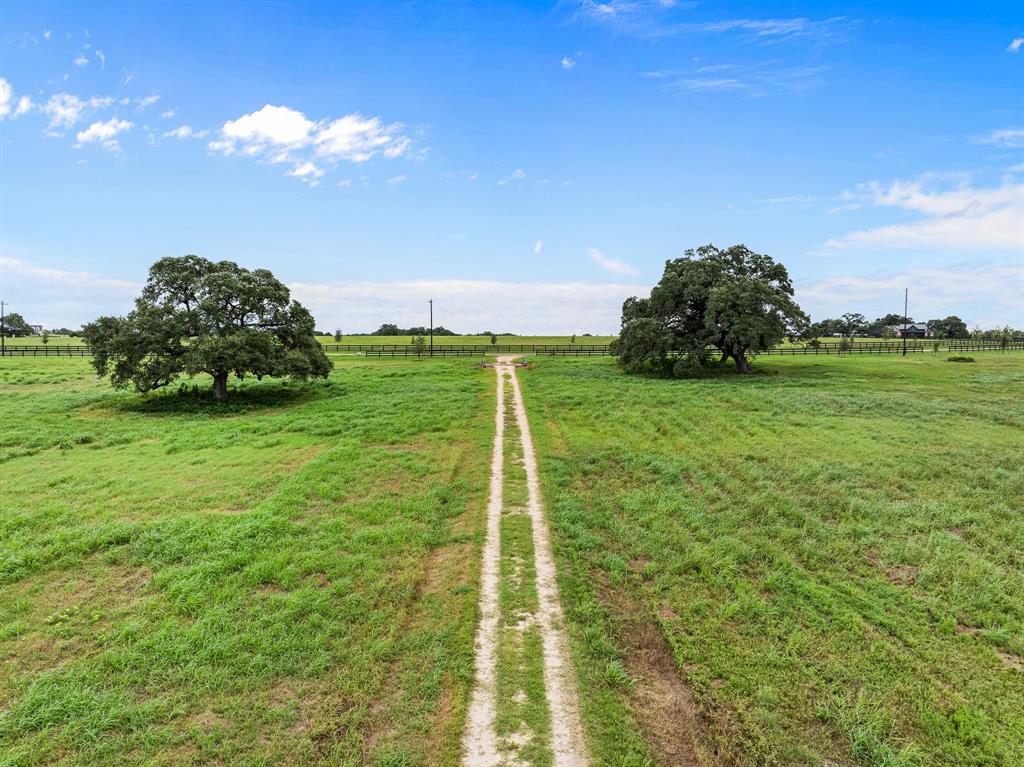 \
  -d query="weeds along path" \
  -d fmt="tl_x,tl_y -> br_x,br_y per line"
462,359 -> 589,767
